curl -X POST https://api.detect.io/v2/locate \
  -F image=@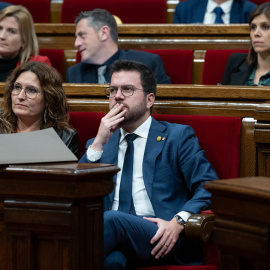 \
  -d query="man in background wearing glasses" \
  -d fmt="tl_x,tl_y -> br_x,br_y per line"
66,8 -> 170,85
79,60 -> 218,269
